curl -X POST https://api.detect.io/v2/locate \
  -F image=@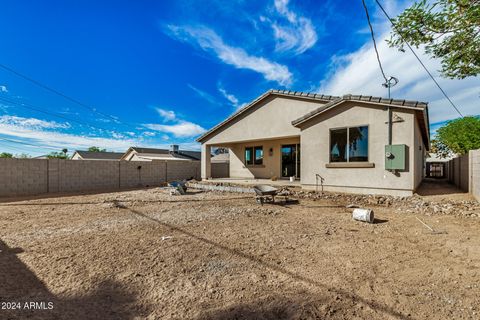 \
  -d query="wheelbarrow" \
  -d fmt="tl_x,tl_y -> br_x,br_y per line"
253,185 -> 287,205
168,181 -> 187,195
